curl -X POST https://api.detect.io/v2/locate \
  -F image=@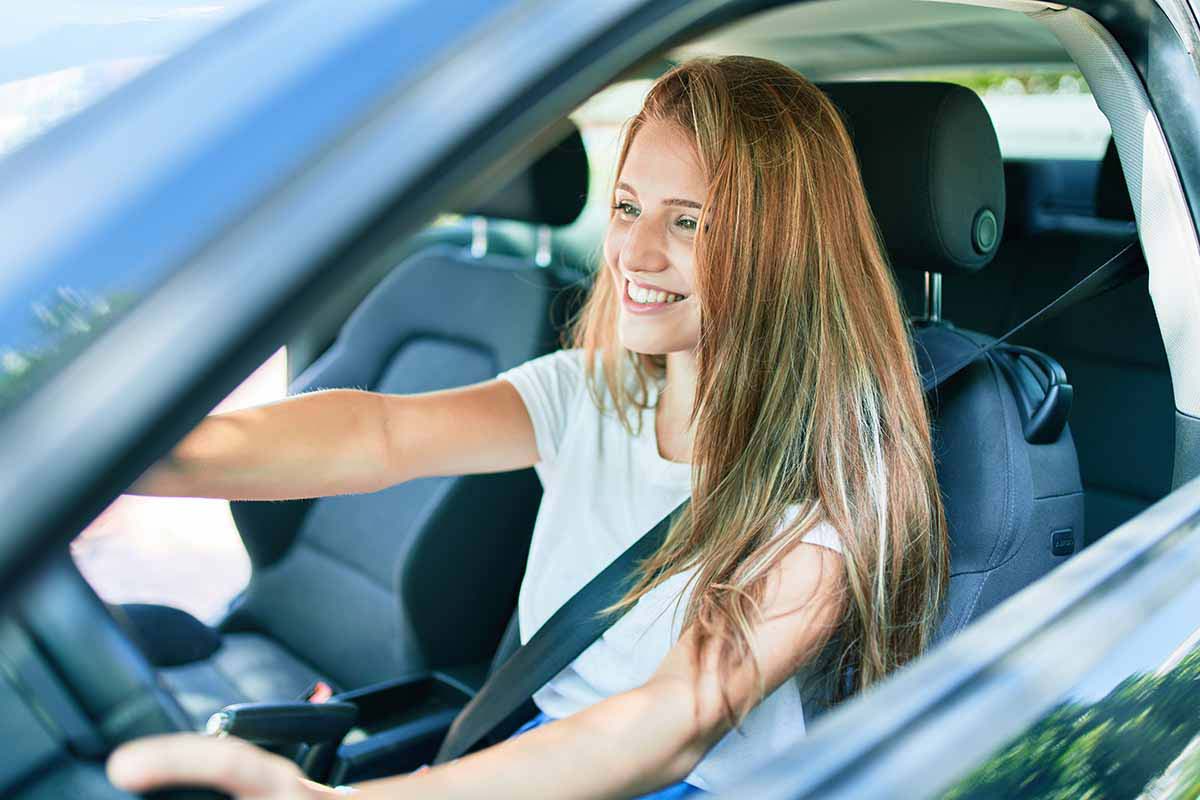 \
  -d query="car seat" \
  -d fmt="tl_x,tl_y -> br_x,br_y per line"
897,139 -> 1171,545
118,124 -> 591,727
816,81 -> 1086,642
